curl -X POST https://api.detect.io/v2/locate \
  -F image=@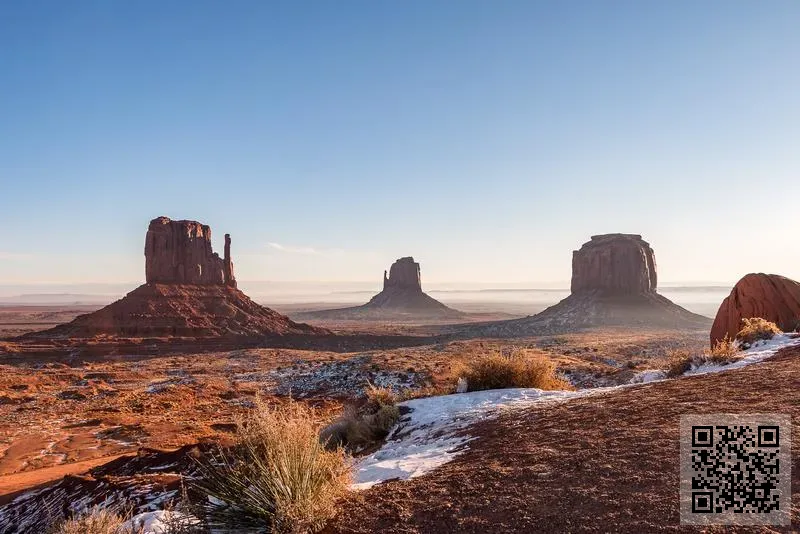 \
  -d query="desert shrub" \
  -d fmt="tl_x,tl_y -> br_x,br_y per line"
666,340 -> 743,378
321,384 -> 400,452
665,350 -> 695,378
192,398 -> 351,534
736,317 -> 781,345
705,336 -> 740,364
50,507 -> 139,534
459,351 -> 572,392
